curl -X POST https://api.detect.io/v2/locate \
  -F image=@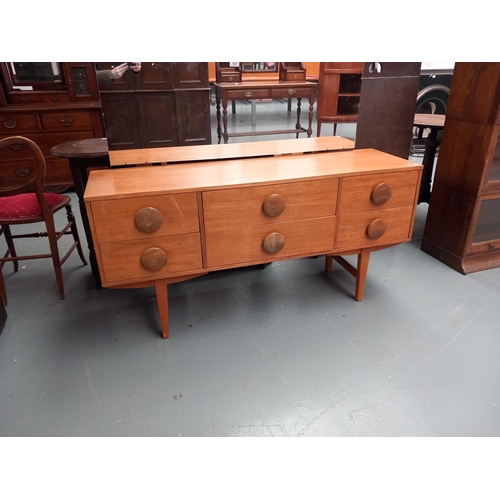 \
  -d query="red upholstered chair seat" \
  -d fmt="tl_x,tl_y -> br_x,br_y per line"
0,193 -> 68,220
